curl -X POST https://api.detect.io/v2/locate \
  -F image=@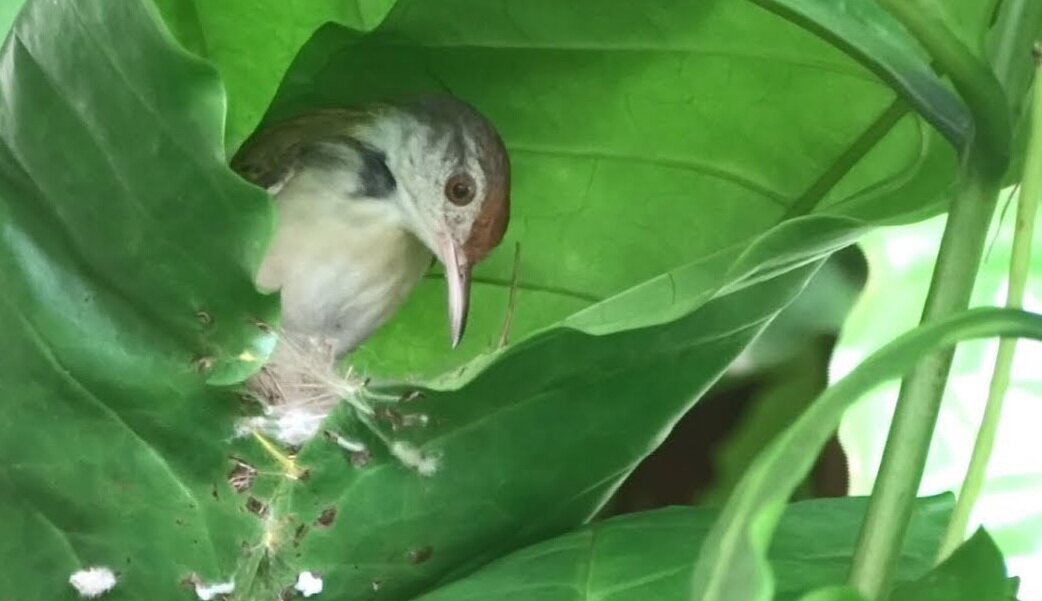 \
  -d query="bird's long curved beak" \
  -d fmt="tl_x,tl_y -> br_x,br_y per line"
437,236 -> 472,348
